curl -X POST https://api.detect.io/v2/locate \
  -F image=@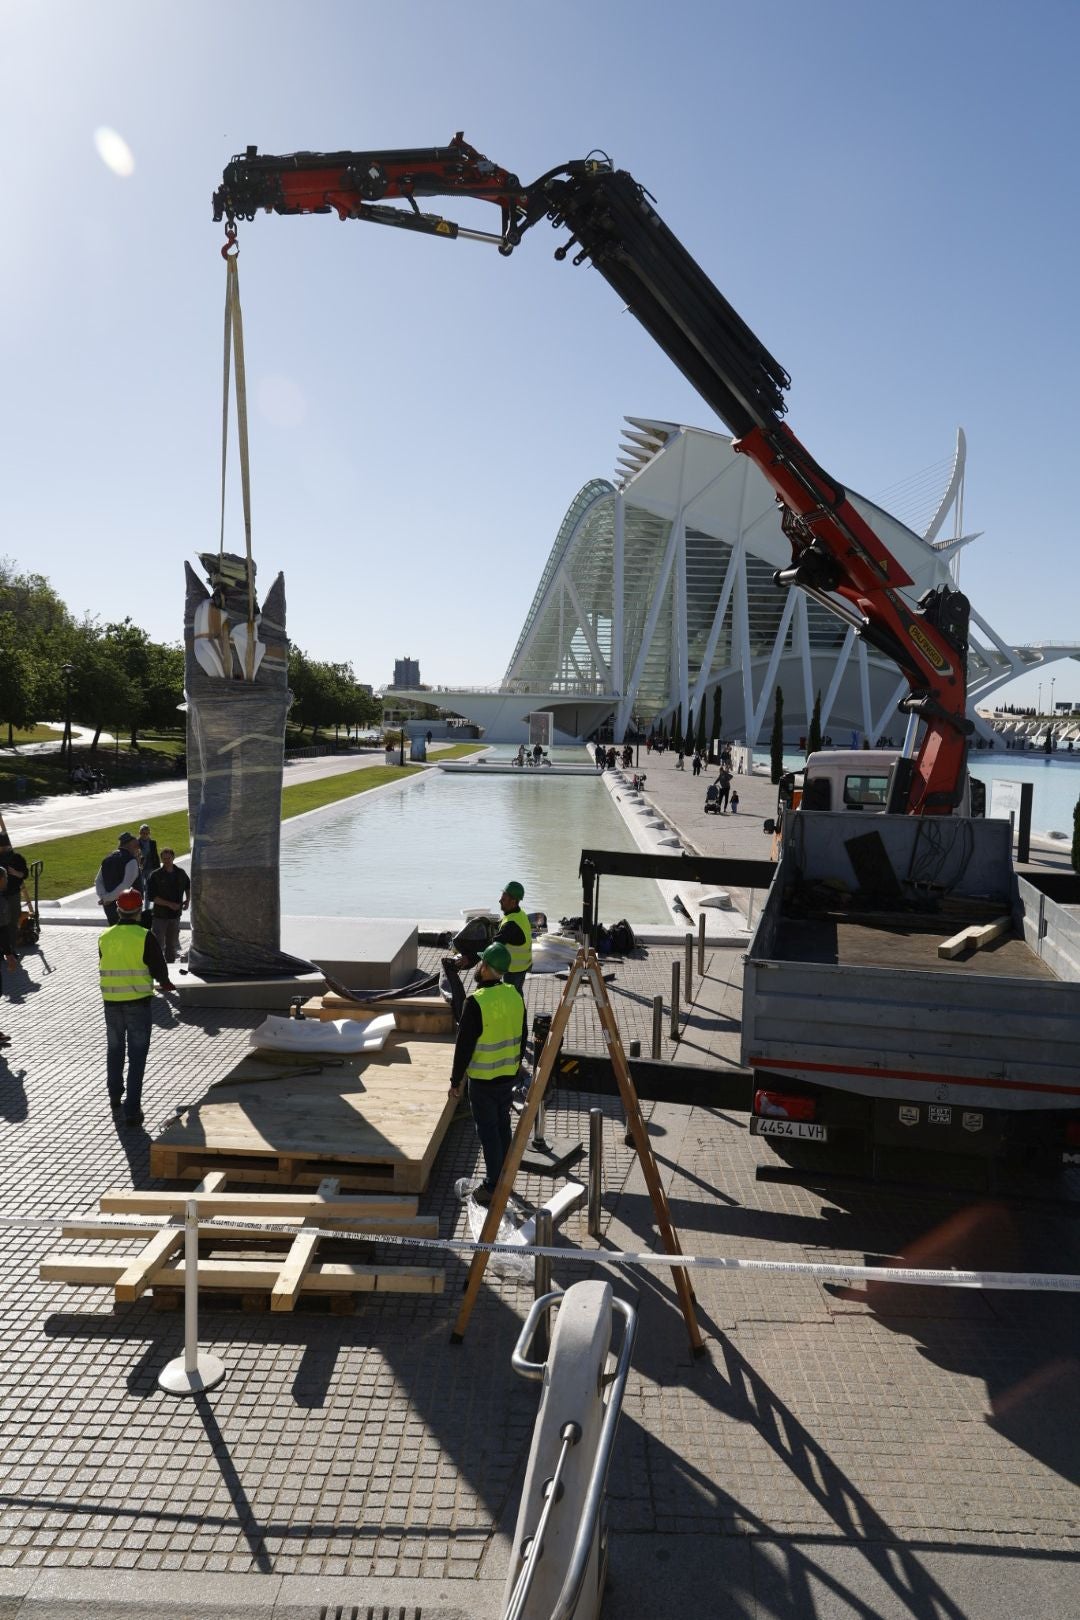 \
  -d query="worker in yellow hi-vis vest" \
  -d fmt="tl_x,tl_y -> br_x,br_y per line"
448,942 -> 527,1205
493,879 -> 533,996
98,888 -> 176,1127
